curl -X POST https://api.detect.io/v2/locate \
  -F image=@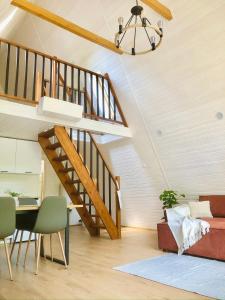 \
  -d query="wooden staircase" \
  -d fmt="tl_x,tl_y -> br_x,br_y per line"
38,126 -> 121,240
